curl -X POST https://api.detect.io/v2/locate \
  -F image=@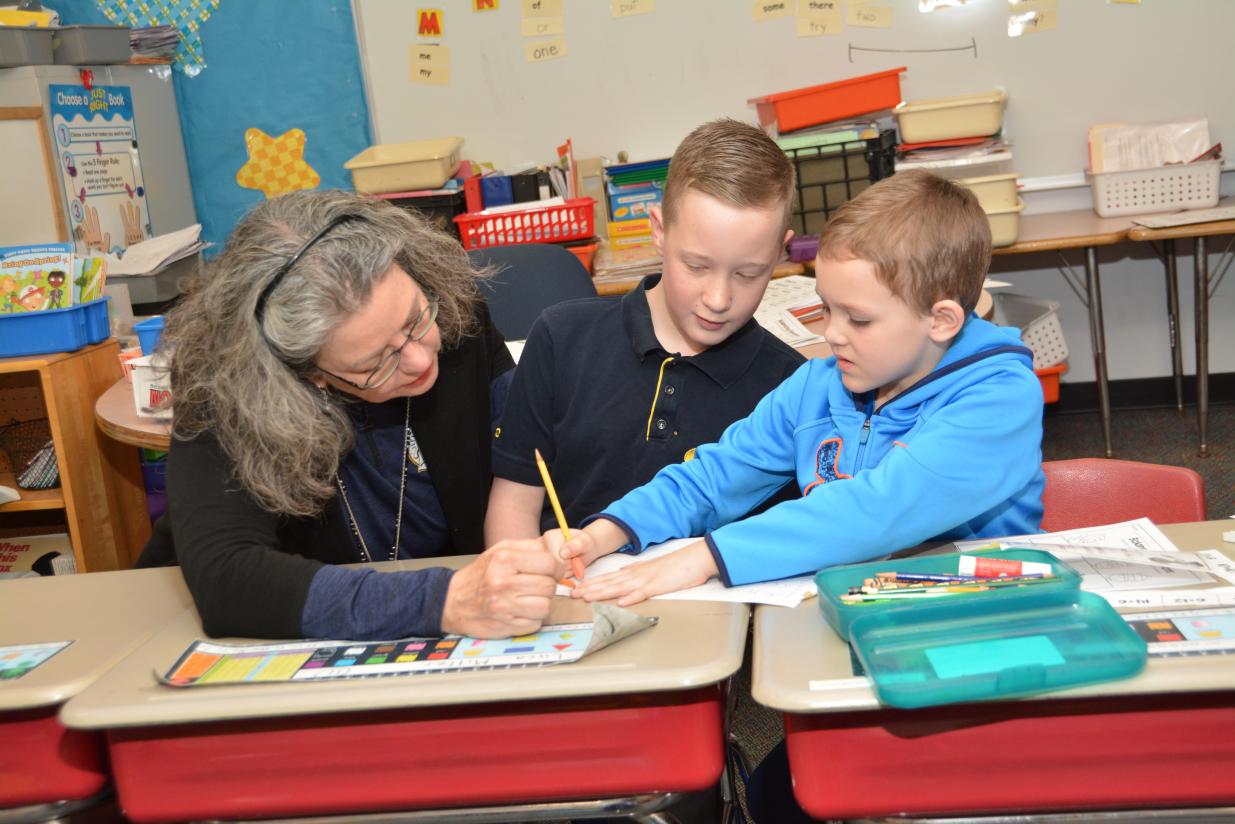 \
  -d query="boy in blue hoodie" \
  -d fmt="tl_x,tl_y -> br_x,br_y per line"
558,169 -> 1045,605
